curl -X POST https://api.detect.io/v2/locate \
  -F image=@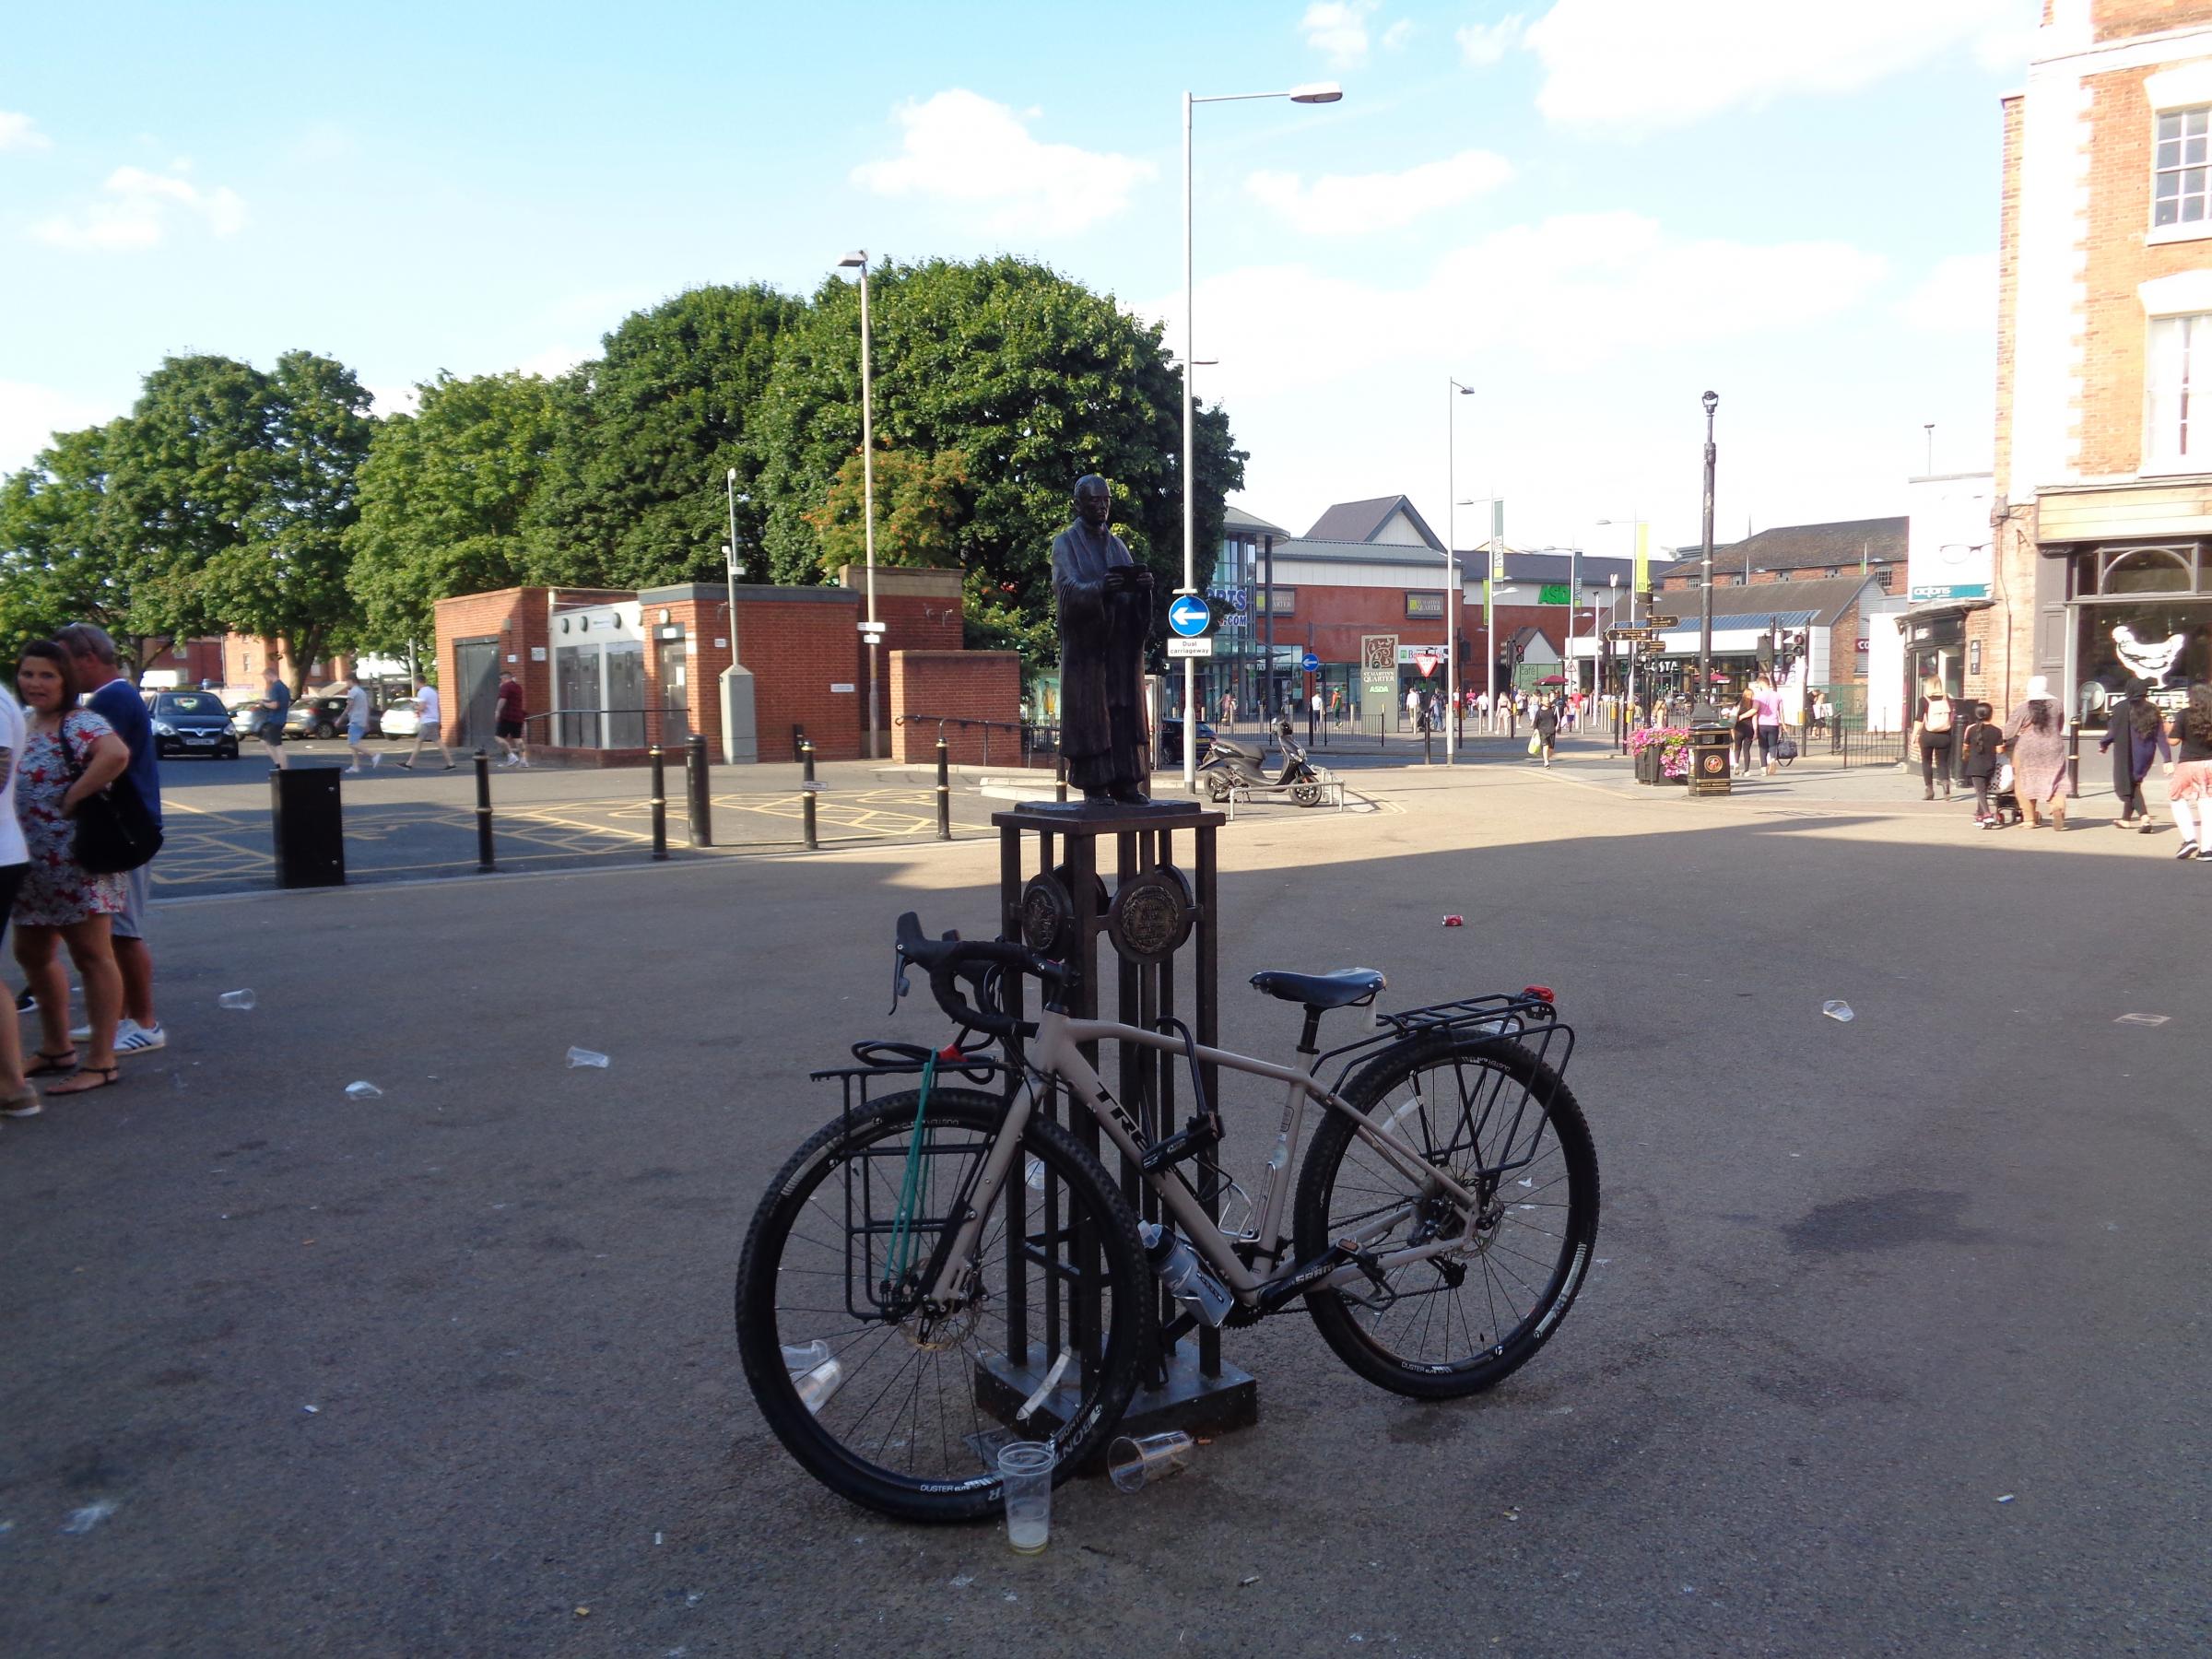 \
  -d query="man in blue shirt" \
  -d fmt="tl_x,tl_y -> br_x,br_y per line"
56,624 -> 164,1055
